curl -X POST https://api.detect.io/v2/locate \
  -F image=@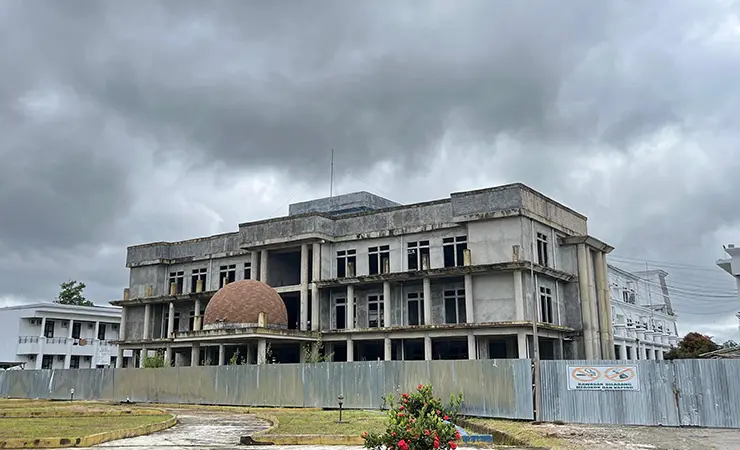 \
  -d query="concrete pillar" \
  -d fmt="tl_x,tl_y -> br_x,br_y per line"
67,320 -> 74,339
594,251 -> 612,359
557,338 -> 565,359
119,308 -> 127,341
246,344 -> 253,364
347,285 -> 355,329
467,333 -> 476,360
260,250 -> 269,283
311,242 -> 321,331
300,243 -> 309,330
657,349 -> 664,360
423,278 -> 432,326
194,299 -> 202,331
619,343 -> 627,360
586,249 -> 601,359
424,336 -> 432,361
346,337 -> 354,362
165,346 -> 173,366
639,343 -> 646,360
167,302 -> 175,338
383,281 -> 391,327
257,339 -> 267,364
250,251 -> 259,280
464,274 -> 474,323
384,337 -> 392,361
647,347 -> 654,360
218,345 -> 226,366
116,348 -> 124,368
64,353 -> 71,369
39,317 -> 46,337
94,321 -> 100,341
517,330 -> 528,358
191,344 -> 200,366
513,271 -> 524,321
577,244 -> 594,360
139,348 -> 147,368
143,304 -> 151,340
